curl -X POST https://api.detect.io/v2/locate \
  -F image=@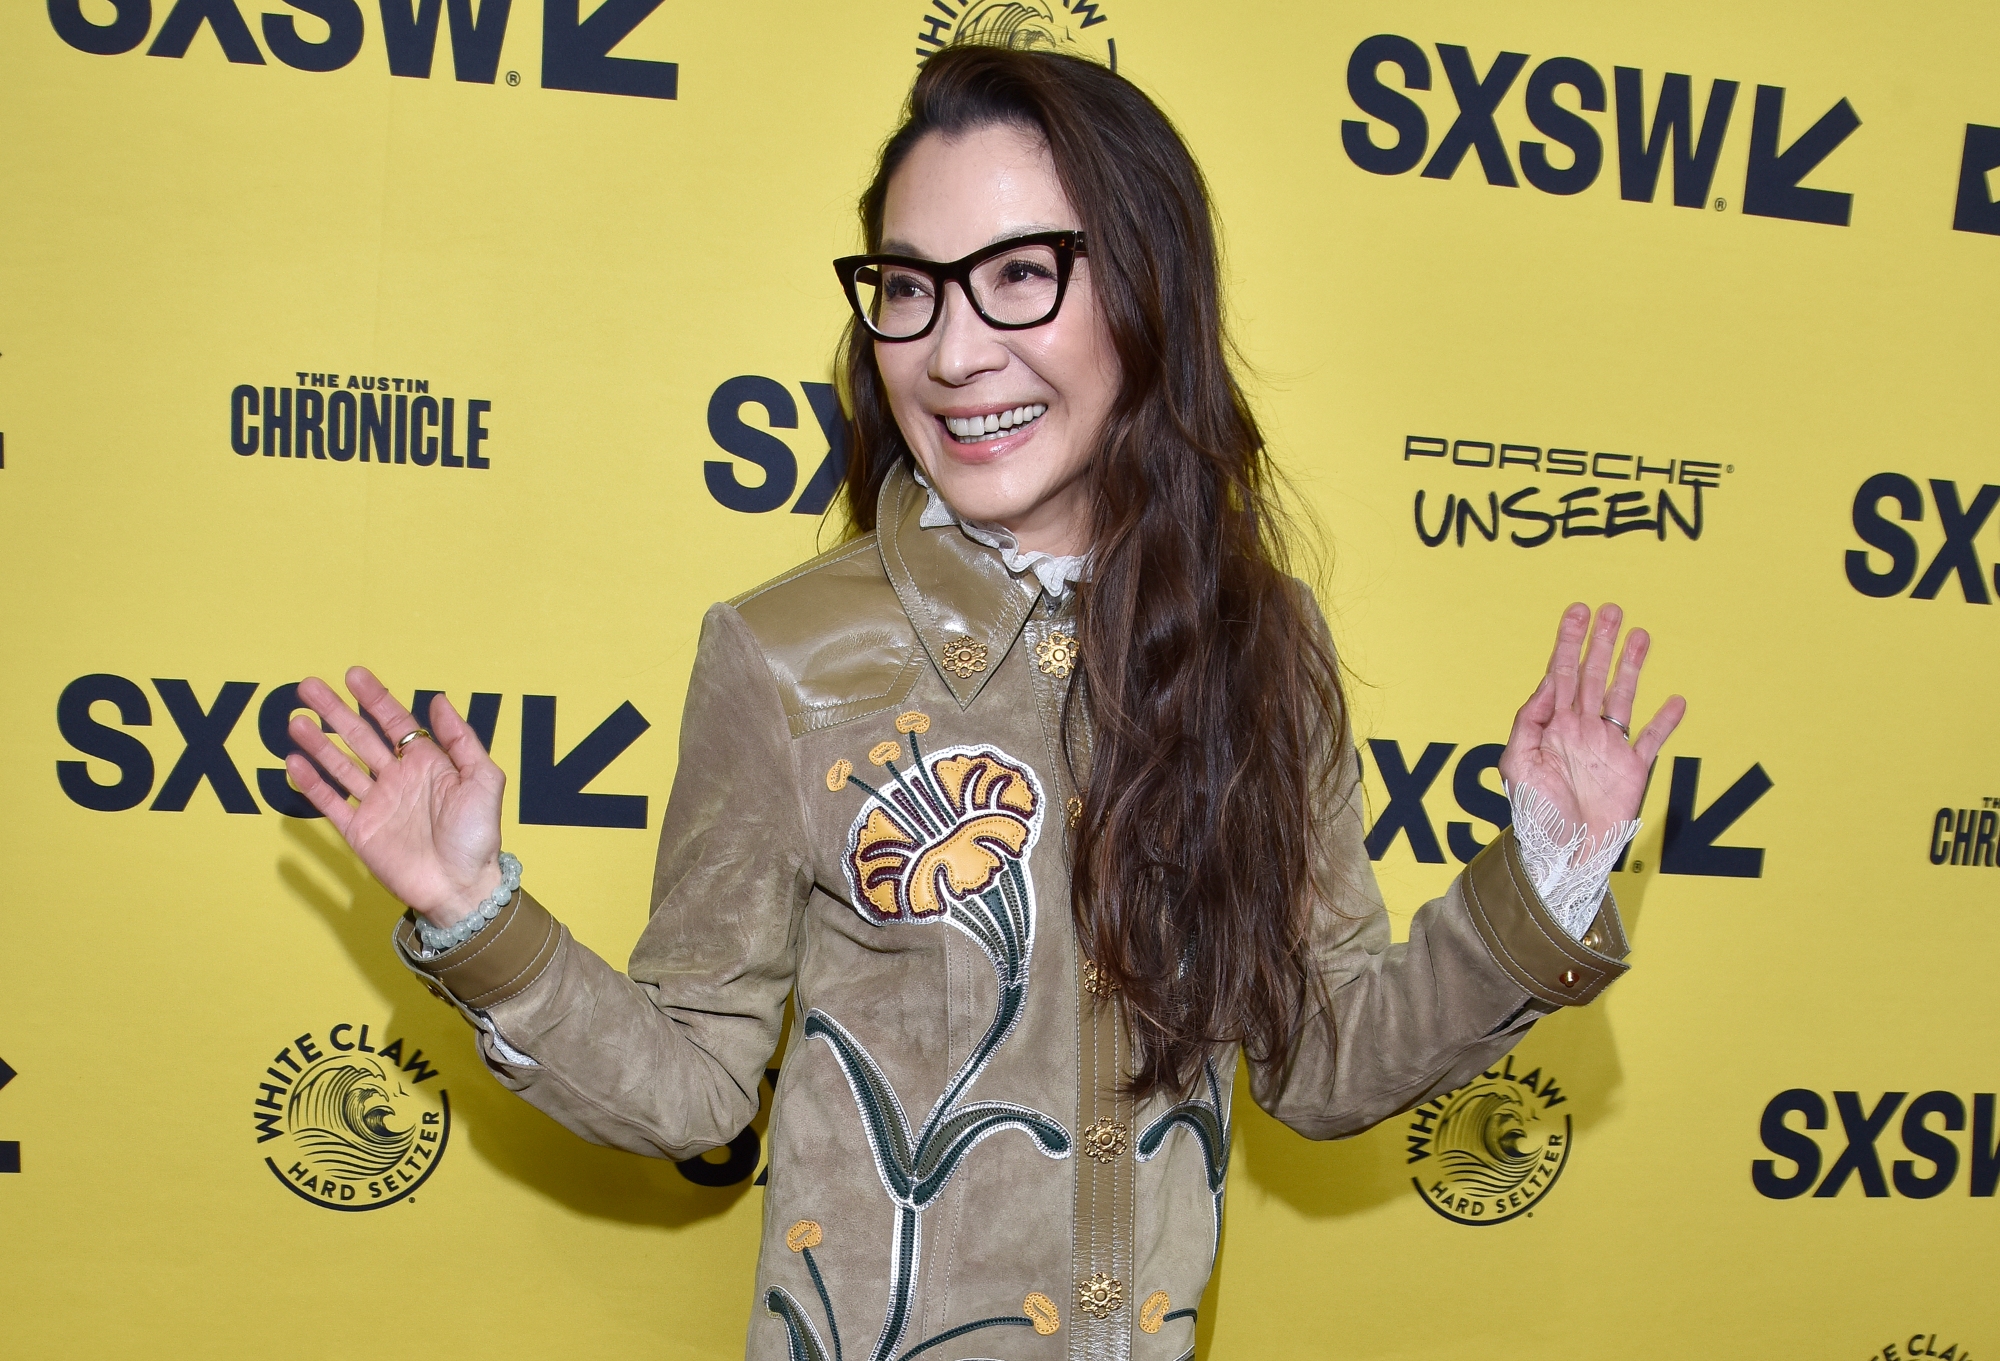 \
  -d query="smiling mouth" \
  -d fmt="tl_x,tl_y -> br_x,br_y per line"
943,404 -> 1047,444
